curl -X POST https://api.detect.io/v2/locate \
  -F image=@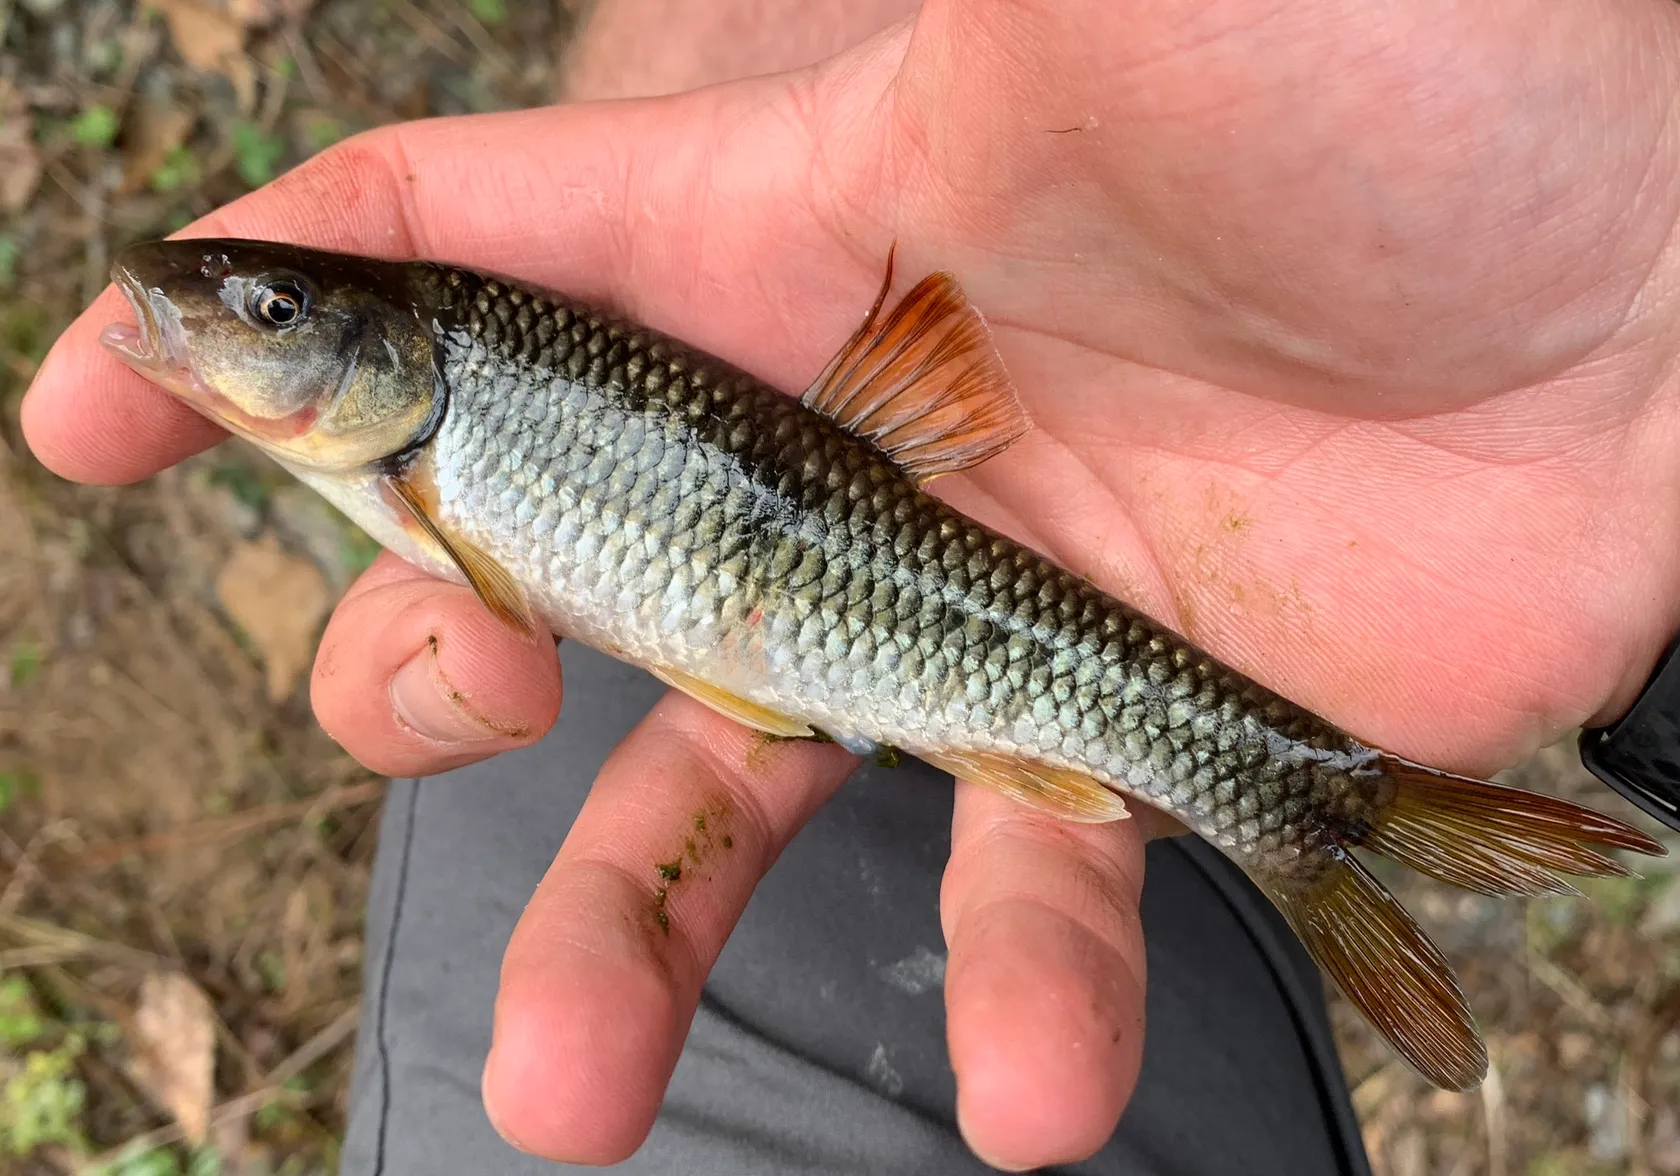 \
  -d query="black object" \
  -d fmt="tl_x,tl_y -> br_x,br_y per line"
1579,634 -> 1680,832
